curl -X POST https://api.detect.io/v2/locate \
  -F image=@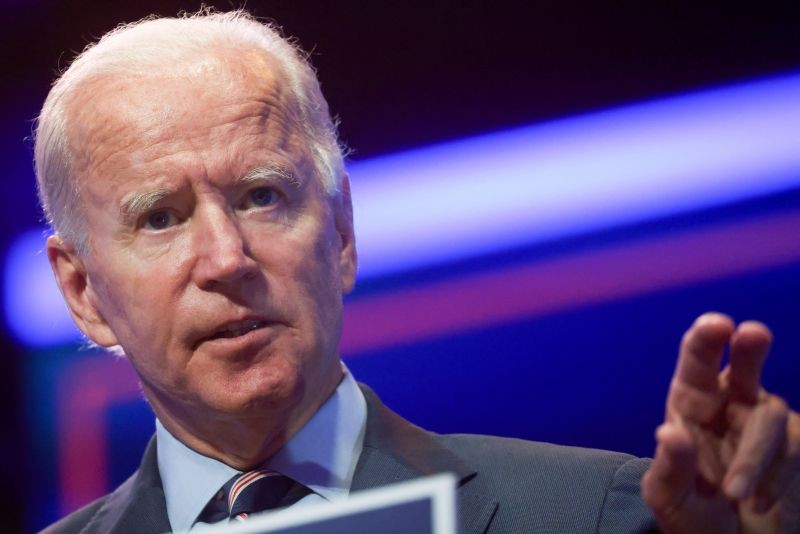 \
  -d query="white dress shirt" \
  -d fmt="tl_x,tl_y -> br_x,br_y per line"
156,368 -> 367,532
